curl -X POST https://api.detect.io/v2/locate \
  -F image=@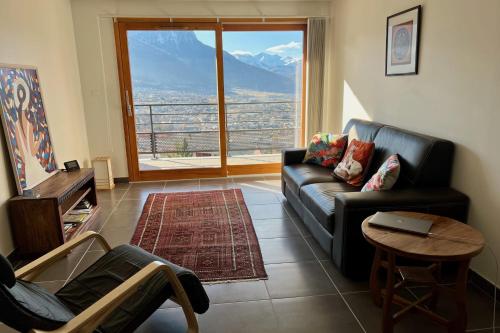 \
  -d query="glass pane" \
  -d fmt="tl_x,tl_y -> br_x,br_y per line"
127,30 -> 220,170
222,31 -> 303,165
